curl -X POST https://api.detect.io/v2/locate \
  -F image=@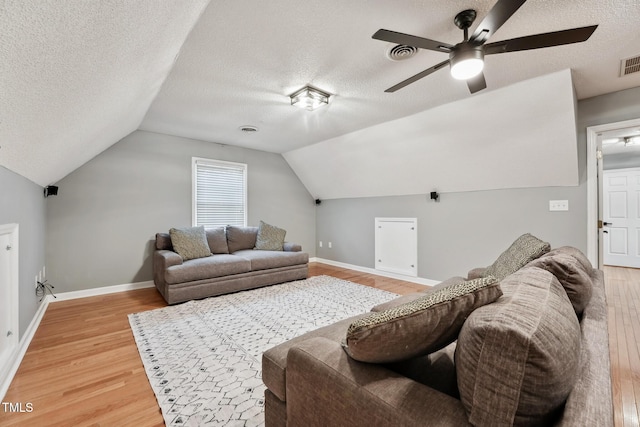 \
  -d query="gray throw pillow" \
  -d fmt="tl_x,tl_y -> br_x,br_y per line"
169,226 -> 213,261
254,220 -> 286,251
343,276 -> 502,364
484,233 -> 550,280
